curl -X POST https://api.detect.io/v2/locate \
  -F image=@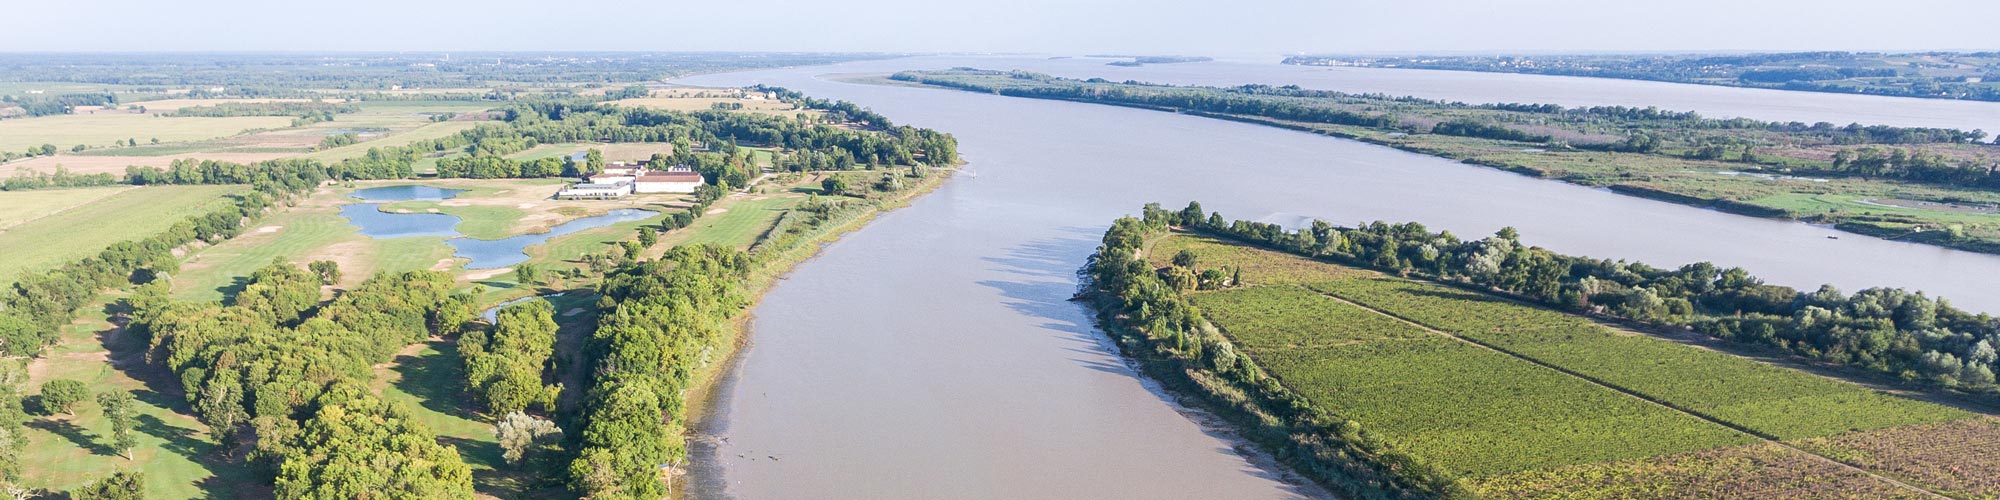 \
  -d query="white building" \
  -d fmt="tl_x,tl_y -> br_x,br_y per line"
634,171 -> 704,194
557,180 -> 632,200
